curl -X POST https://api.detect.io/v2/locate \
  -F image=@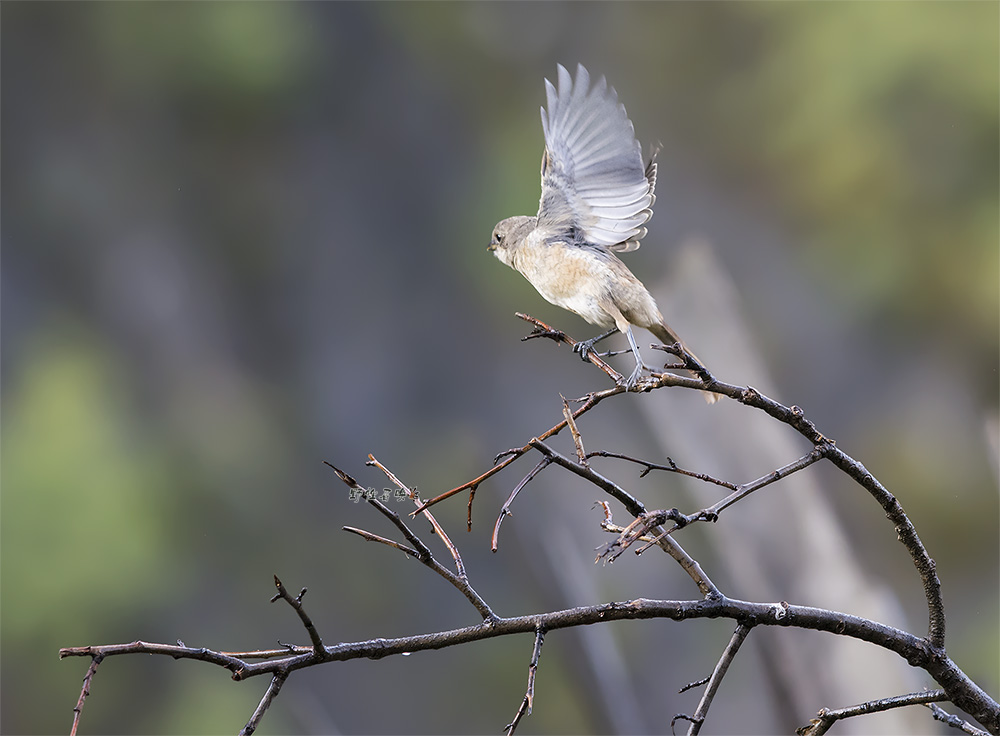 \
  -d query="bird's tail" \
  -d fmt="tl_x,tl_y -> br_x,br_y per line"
649,322 -> 720,404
